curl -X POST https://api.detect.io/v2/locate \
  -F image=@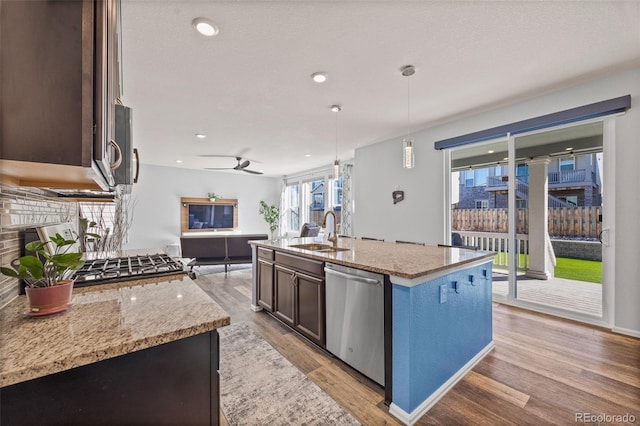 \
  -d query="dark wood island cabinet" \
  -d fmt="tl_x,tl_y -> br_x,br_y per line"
254,246 -> 326,347
257,247 -> 275,311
